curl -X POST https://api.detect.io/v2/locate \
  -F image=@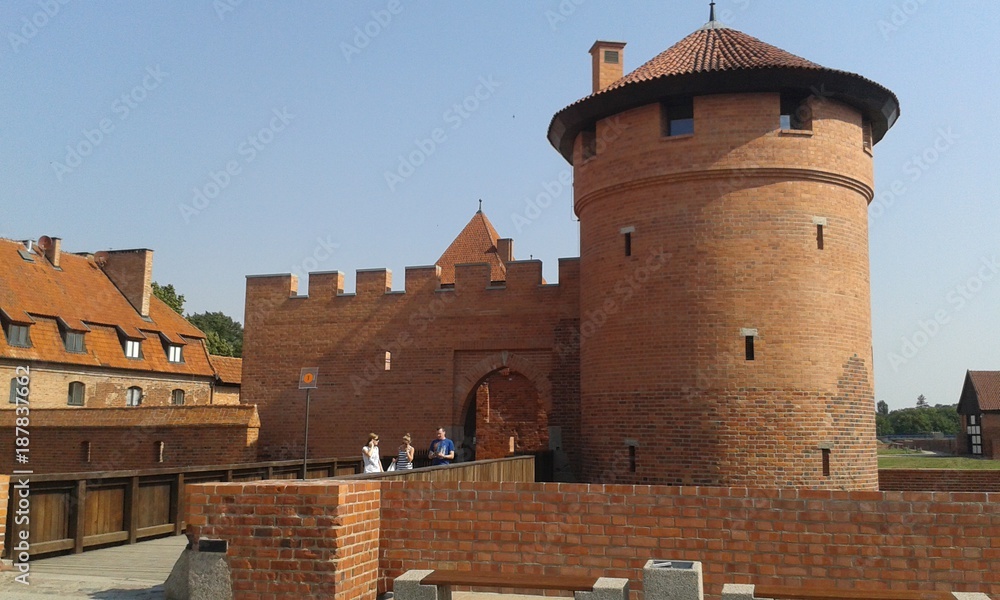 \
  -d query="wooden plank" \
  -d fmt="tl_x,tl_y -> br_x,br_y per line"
173,473 -> 184,535
124,477 -> 138,544
72,480 -> 86,554
82,530 -> 129,547
753,585 -> 956,600
29,538 -> 75,555
422,570 -> 597,592
137,523 -> 176,538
